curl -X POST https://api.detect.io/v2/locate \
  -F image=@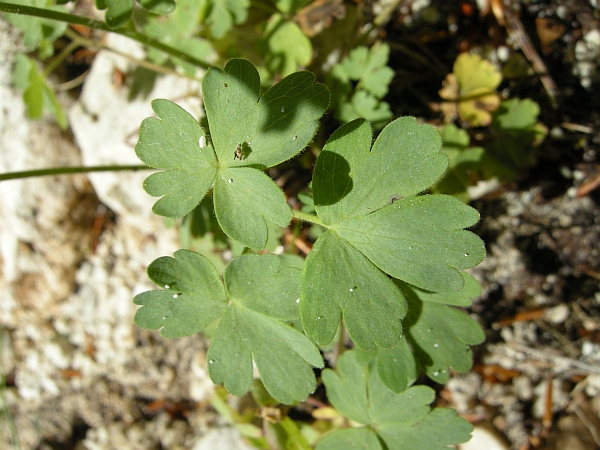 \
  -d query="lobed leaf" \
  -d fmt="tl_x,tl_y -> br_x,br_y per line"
336,195 -> 485,292
262,14 -> 313,77
314,118 -> 447,225
317,351 -> 474,450
133,249 -> 228,338
136,99 -> 217,218
203,59 -> 329,169
137,60 -> 328,248
303,117 -> 484,348
337,43 -> 394,98
204,0 -> 250,39
208,254 -> 323,404
135,252 -> 323,403
300,231 -> 407,349
398,278 -> 485,383
213,167 -> 292,249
